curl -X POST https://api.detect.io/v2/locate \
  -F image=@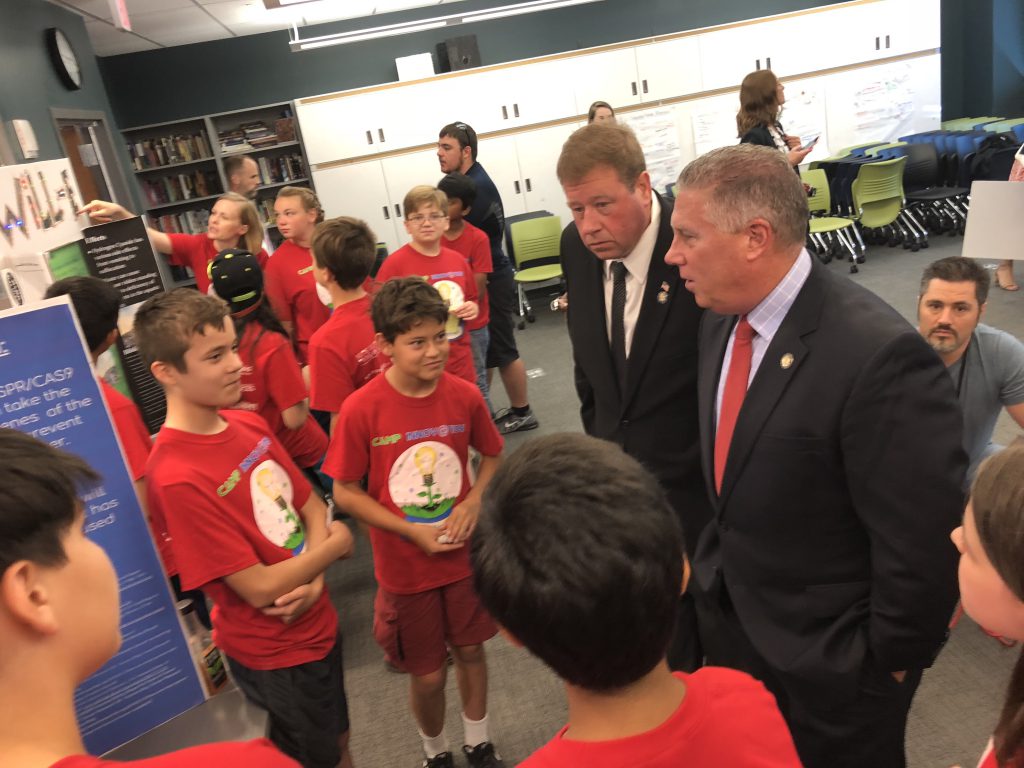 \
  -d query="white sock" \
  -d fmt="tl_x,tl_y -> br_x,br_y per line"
418,727 -> 449,758
462,712 -> 489,748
